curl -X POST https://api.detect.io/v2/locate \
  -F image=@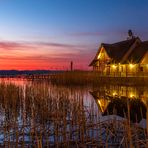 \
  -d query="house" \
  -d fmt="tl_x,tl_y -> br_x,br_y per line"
89,35 -> 148,76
